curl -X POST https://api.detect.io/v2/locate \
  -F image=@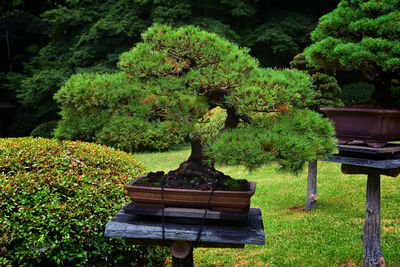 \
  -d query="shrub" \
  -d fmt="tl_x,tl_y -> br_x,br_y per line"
0,137 -> 167,266
30,120 -> 59,139
339,82 -> 375,106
